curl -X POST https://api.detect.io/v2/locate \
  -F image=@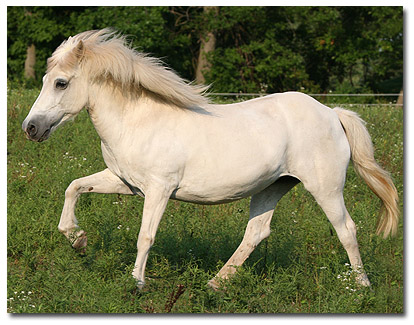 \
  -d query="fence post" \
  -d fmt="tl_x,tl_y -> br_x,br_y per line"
397,90 -> 403,107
